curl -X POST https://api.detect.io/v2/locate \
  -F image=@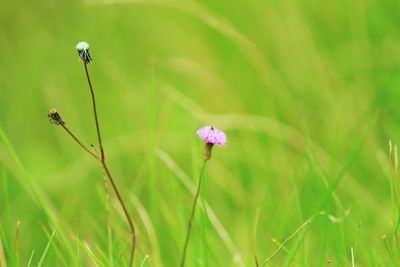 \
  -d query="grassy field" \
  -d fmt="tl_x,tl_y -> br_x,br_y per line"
1,0 -> 400,266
